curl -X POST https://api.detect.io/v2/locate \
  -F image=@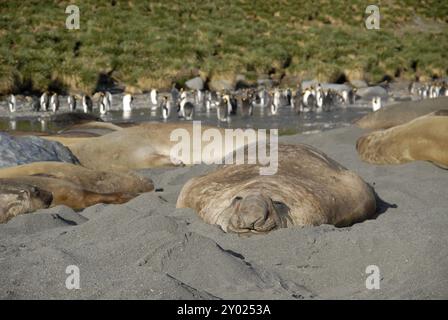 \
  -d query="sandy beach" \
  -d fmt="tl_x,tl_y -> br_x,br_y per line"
1,123 -> 446,299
